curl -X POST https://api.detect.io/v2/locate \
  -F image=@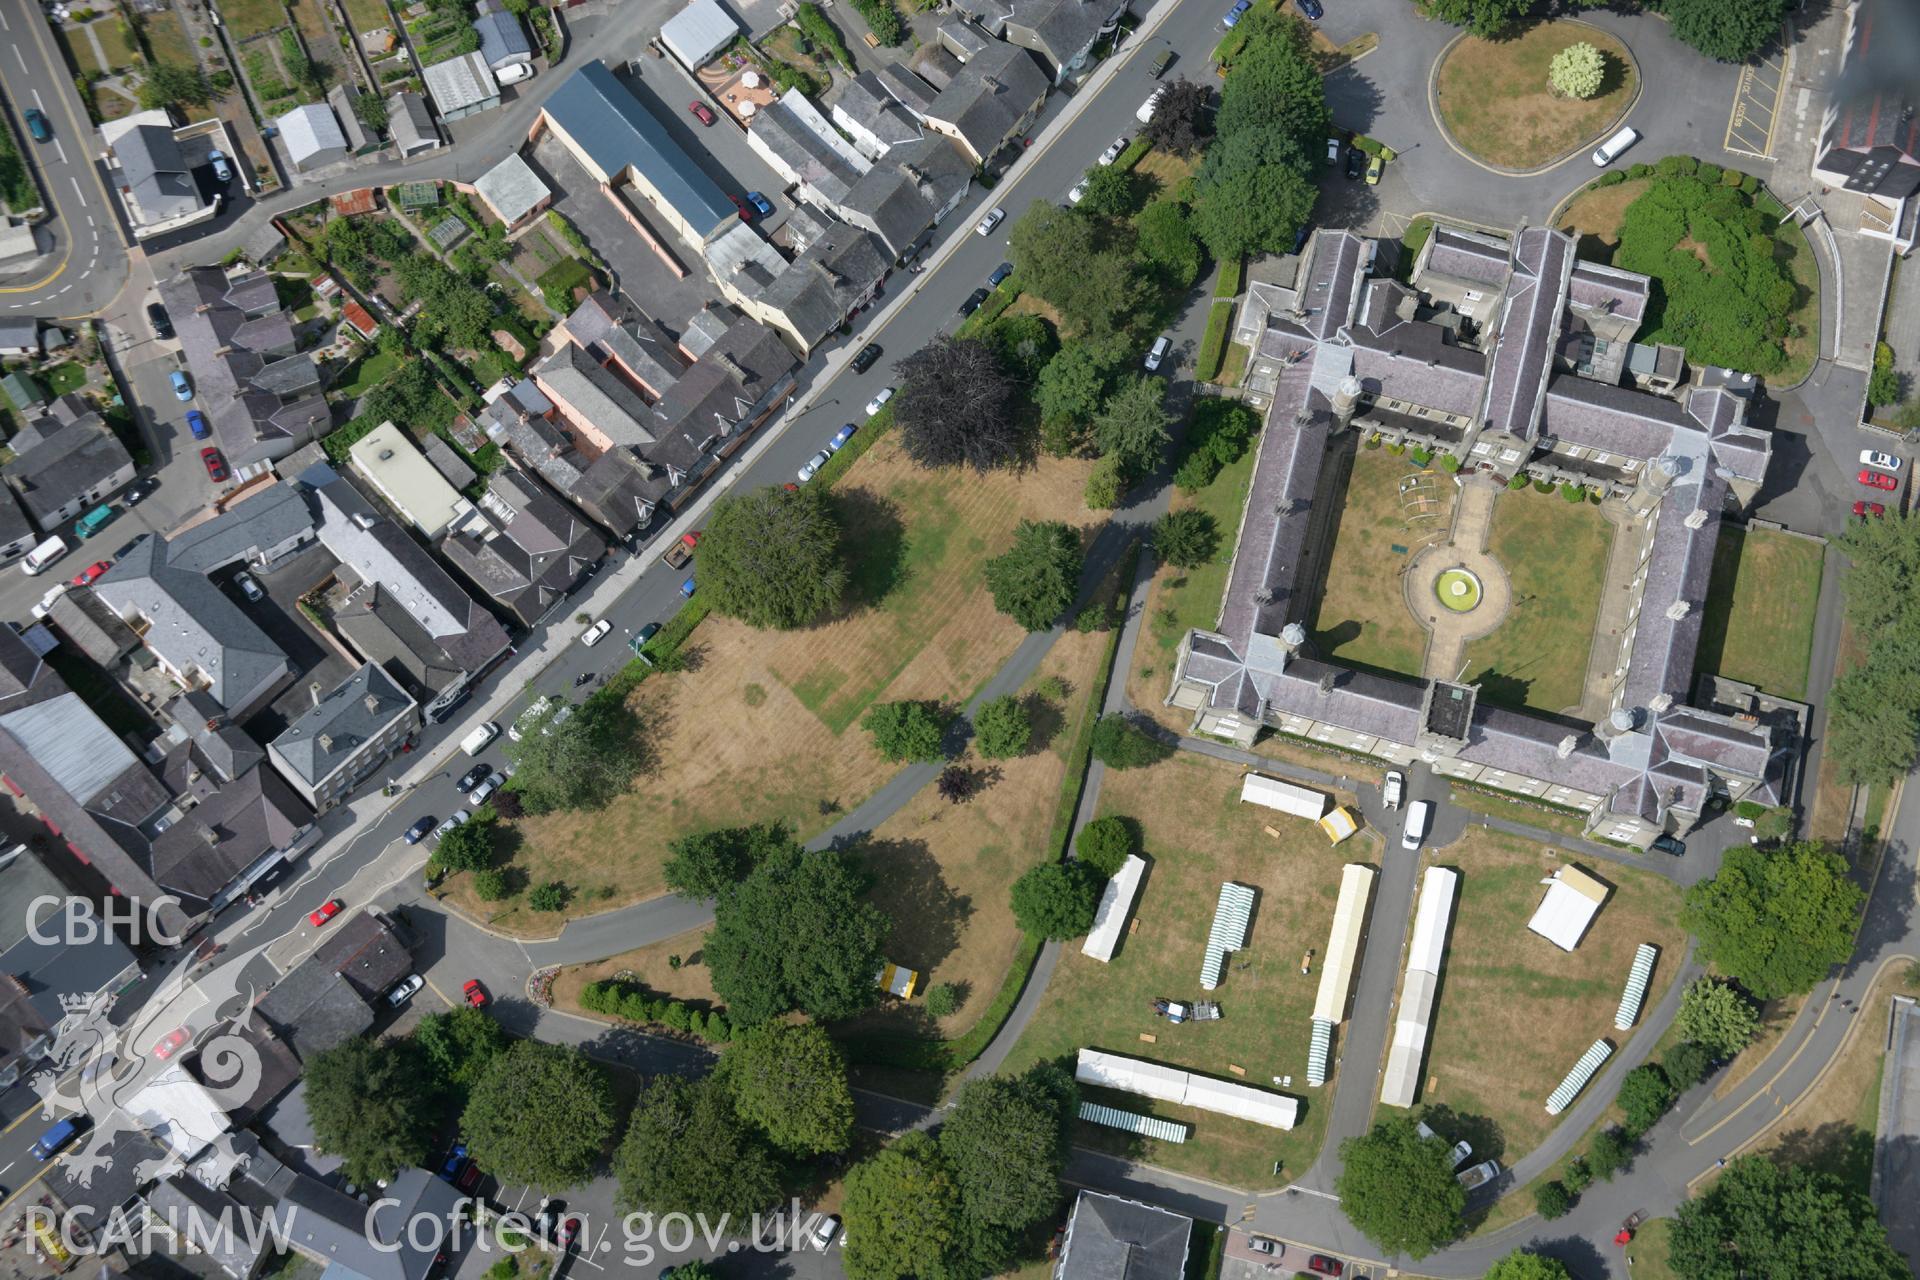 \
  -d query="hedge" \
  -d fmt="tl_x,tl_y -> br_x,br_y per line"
793,2 -> 854,68
1116,137 -> 1152,170
579,978 -> 732,1042
1196,300 -> 1234,380
1215,256 -> 1244,298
